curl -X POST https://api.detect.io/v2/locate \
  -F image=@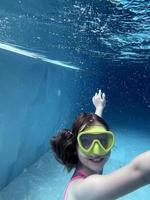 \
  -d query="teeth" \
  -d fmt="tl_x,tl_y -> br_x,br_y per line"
90,158 -> 103,162
93,158 -> 101,161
